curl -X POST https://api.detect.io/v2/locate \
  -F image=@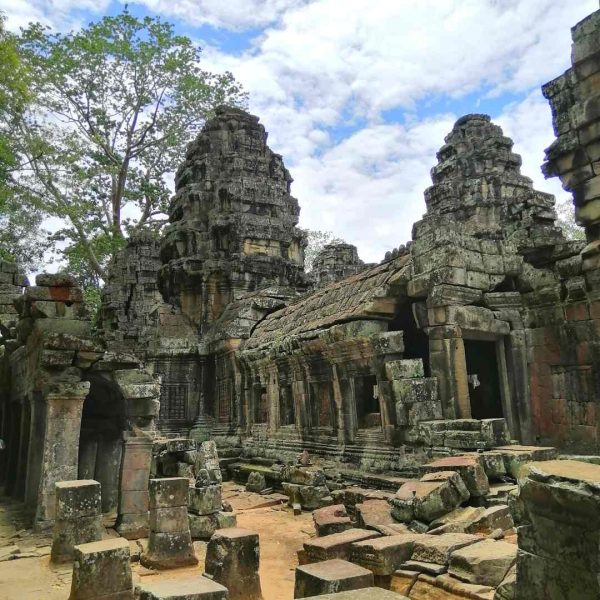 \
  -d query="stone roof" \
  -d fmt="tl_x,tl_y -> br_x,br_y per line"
244,254 -> 410,350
